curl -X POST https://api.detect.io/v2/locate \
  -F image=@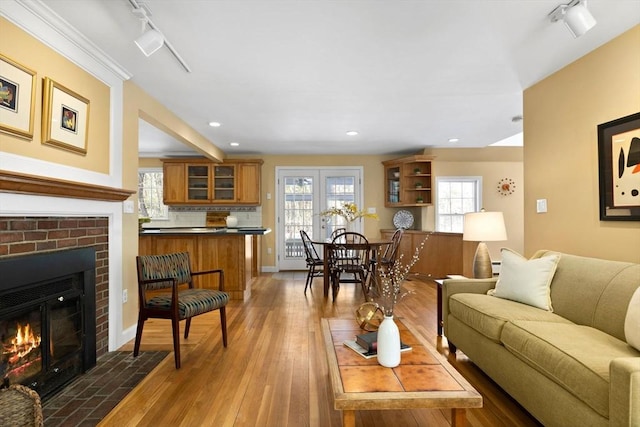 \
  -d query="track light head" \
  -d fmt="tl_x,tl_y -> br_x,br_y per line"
549,0 -> 597,38
135,28 -> 164,57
